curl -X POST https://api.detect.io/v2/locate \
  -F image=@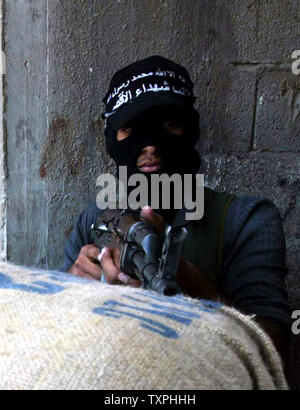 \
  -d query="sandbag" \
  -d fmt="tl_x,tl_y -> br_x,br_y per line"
0,262 -> 287,390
